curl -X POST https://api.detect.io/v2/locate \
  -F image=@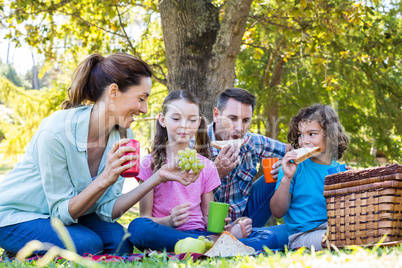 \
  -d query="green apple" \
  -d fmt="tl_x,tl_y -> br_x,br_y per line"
174,239 -> 184,255
174,237 -> 206,254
